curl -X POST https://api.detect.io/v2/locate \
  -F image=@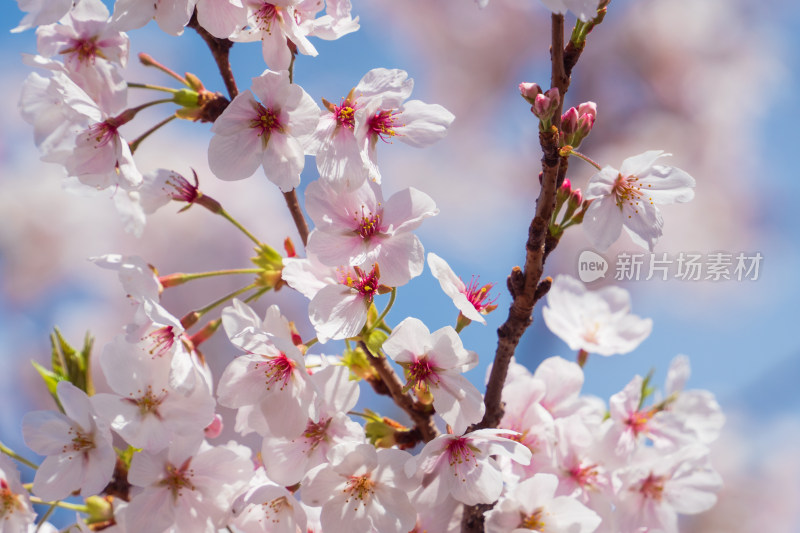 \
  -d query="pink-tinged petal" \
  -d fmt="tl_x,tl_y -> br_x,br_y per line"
383,317 -> 431,363
57,381 -> 94,430
260,26 -> 293,70
281,255 -> 338,300
250,69 -> 293,107
382,187 -> 438,234
81,444 -> 117,496
372,232 -> 424,287
638,165 -> 696,204
450,458 -> 503,505
430,326 -> 476,370
302,464 -> 346,506
211,90 -> 260,135
208,124 -> 262,181
154,0 -> 197,35
434,374 -> 484,434
582,196 -> 623,251
665,355 -> 691,396
261,132 -> 304,191
534,356 -> 584,416
619,150 -> 666,177
218,356 -> 276,408
111,0 -> 157,31
123,486 -> 176,533
354,68 -> 414,108
622,201 -> 663,251
196,0 -> 247,38
315,128 -> 370,191
314,364 -> 360,413
261,436 -> 312,486
306,229 -> 368,267
33,453 -> 84,501
584,166 -> 618,199
309,285 -> 368,343
22,411 -> 73,455
396,100 -> 454,148
288,89 -> 322,136
427,253 -> 465,299
127,449 -> 168,487
281,9 -> 318,57
305,177 -> 381,230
